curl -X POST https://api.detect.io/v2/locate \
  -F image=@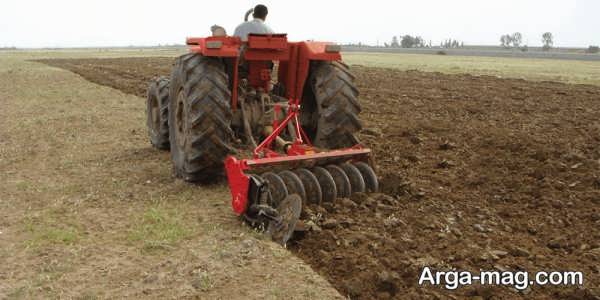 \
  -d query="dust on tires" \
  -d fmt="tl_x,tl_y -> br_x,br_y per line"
302,61 -> 362,149
168,53 -> 236,182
